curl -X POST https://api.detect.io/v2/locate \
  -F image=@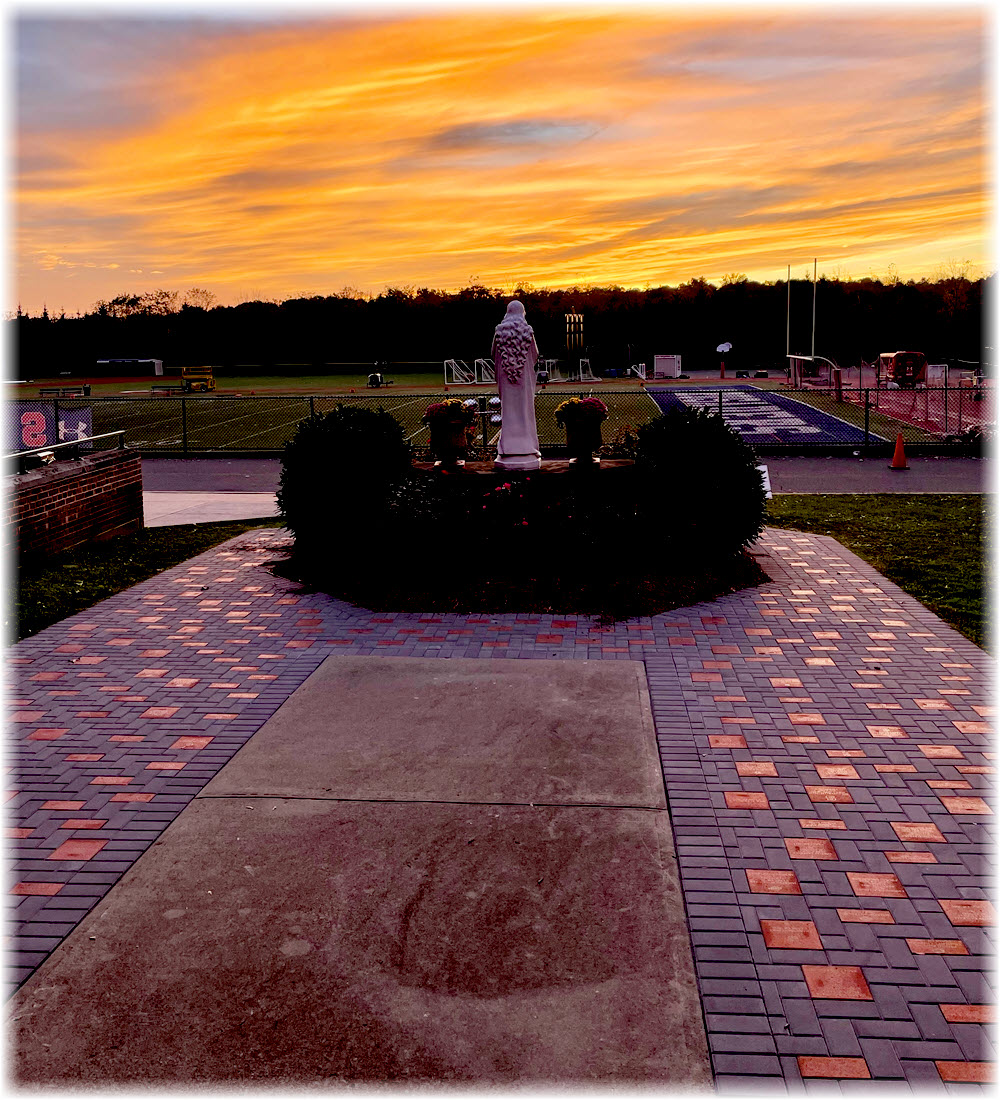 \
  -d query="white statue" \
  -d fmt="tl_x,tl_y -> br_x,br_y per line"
492,300 -> 541,471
